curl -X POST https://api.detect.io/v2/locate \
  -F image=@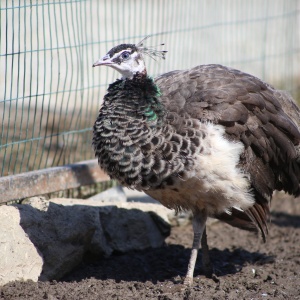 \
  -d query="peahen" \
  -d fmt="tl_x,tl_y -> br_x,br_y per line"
92,36 -> 300,285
